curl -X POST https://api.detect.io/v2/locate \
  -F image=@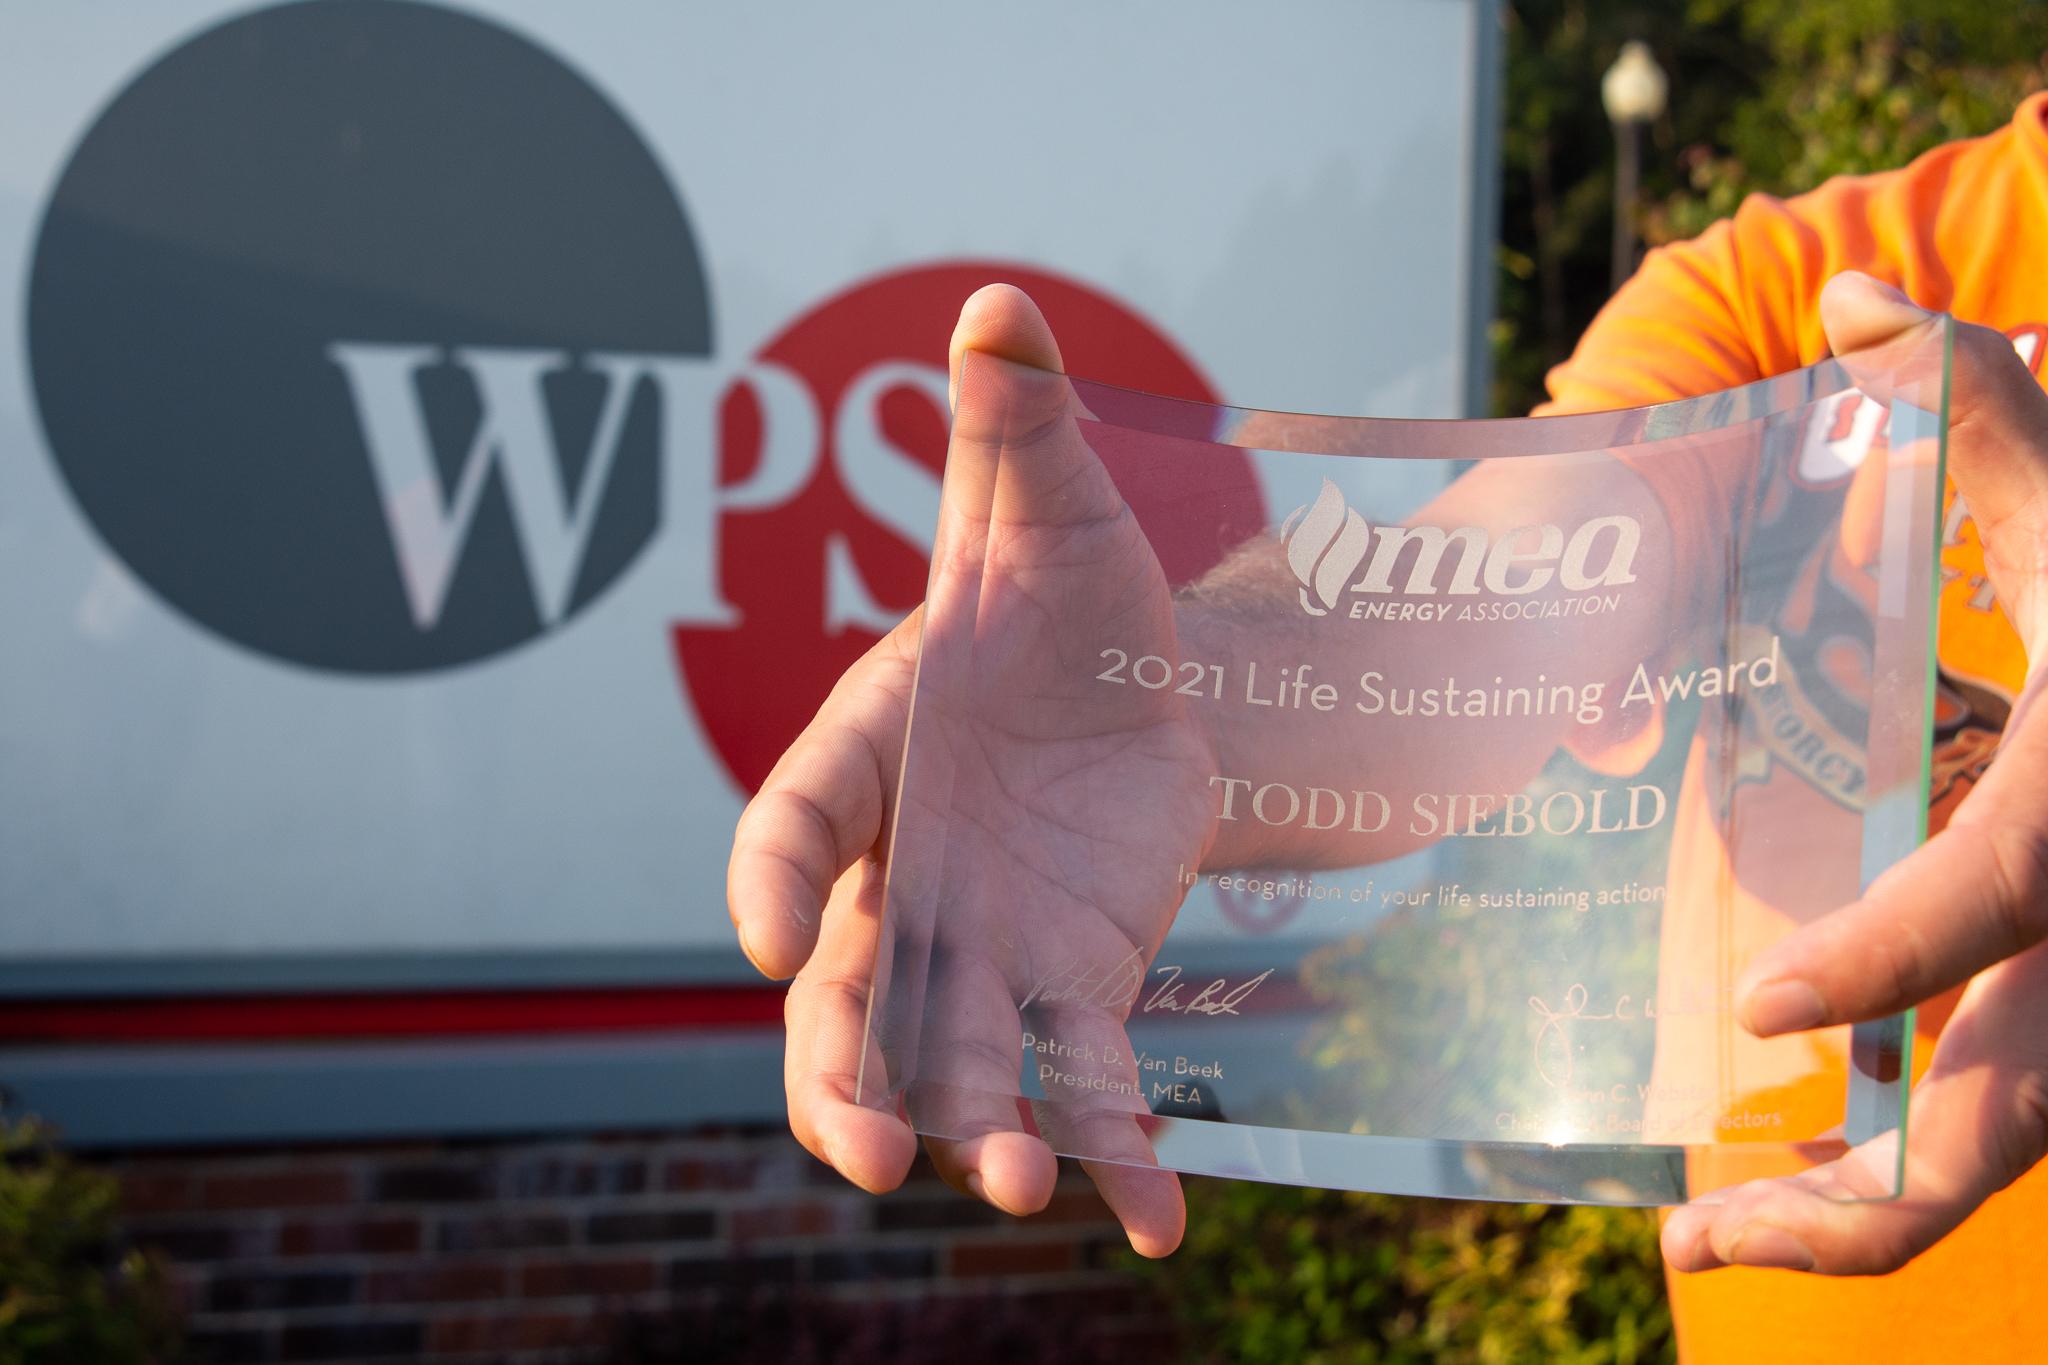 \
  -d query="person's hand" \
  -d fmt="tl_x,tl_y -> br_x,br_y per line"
727,284 -> 1201,1256
1662,271 -> 2048,1275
